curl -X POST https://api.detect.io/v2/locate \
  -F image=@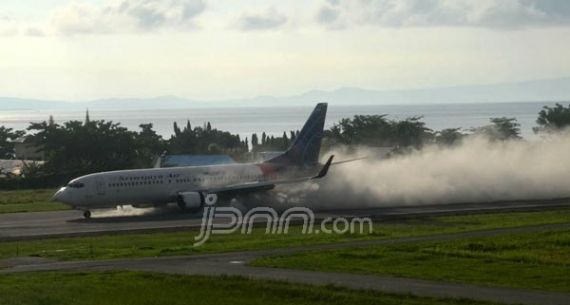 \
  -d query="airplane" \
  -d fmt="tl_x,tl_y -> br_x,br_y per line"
52,103 -> 334,219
